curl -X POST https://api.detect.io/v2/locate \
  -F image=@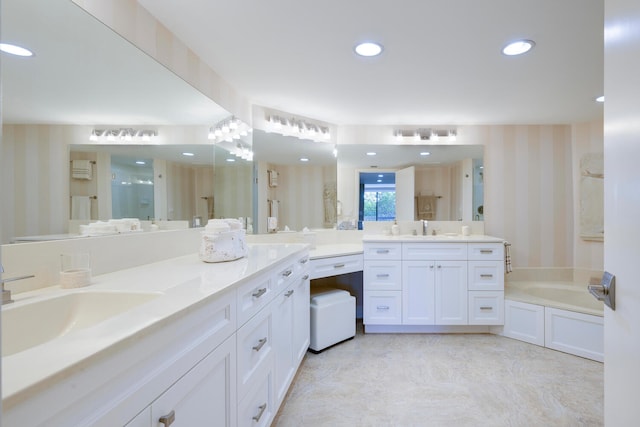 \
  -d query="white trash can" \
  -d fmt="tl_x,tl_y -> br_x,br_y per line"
309,289 -> 355,353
